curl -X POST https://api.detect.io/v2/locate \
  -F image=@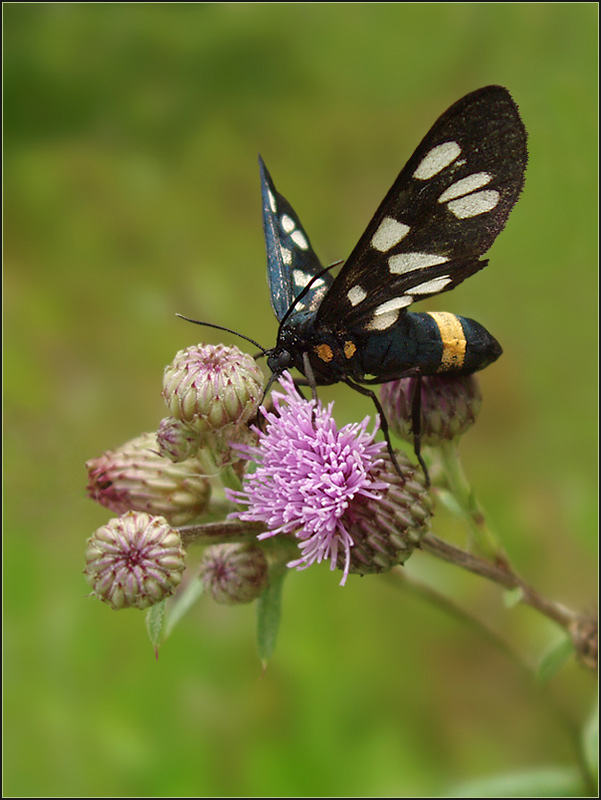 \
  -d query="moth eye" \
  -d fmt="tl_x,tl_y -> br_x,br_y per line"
267,348 -> 294,375
277,351 -> 294,369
